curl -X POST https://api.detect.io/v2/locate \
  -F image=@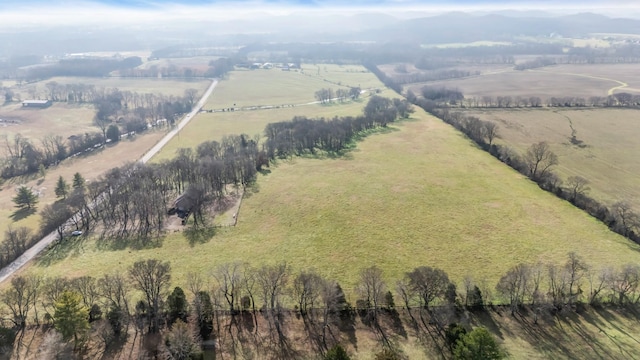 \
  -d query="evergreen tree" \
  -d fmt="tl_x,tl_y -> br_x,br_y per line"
53,290 -> 90,349
12,186 -> 38,210
167,287 -> 188,324
454,327 -> 505,360
54,176 -> 69,199
325,344 -> 350,360
72,172 -> 85,189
